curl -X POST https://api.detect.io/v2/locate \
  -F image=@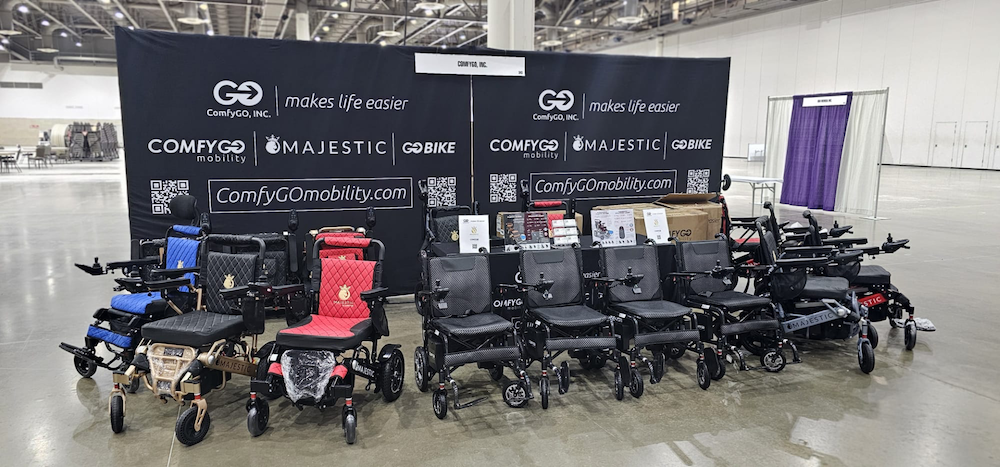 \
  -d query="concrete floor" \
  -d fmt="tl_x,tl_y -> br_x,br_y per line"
1,159 -> 998,466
